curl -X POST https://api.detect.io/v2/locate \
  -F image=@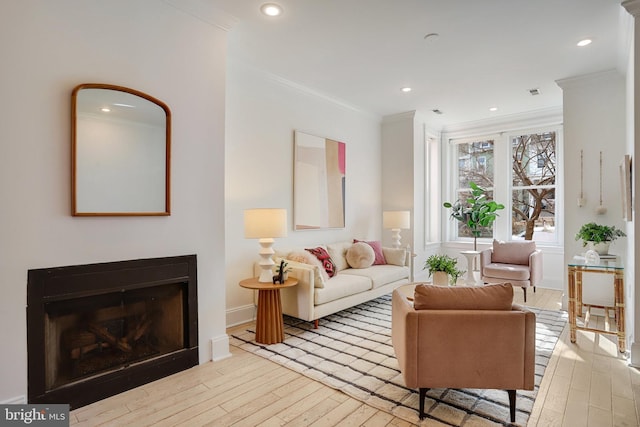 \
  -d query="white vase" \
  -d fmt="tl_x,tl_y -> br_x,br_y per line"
586,241 -> 610,255
432,271 -> 449,286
